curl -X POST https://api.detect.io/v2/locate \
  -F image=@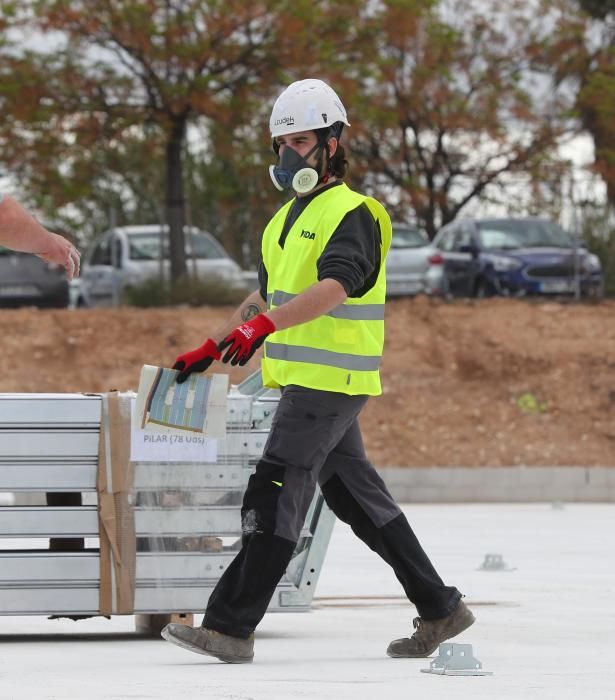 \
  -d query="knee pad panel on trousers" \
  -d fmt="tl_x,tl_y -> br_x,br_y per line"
241,460 -> 286,536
